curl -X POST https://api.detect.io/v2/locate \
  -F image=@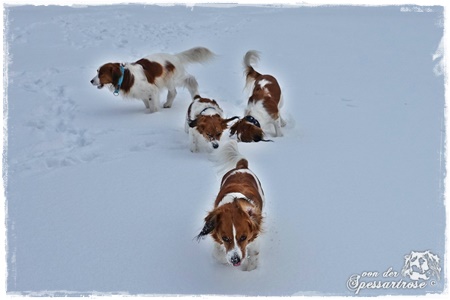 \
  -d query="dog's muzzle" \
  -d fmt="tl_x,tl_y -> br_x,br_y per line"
90,76 -> 103,89
231,254 -> 241,267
